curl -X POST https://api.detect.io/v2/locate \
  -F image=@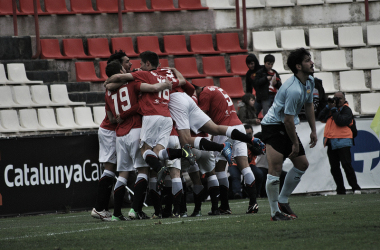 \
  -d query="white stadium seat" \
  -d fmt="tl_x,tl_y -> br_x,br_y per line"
326,0 -> 353,3
50,84 -> 86,106
309,28 -> 338,49
266,0 -> 295,7
371,69 -> 380,90
297,0 -> 324,5
360,93 -> 380,115
320,50 -> 350,71
313,72 -> 338,94
74,107 -> 98,129
231,0 -> 265,8
338,26 -> 366,48
0,64 -> 21,85
280,29 -> 309,50
37,108 -> 67,130
19,109 -> 49,131
344,94 -> 358,116
339,70 -> 369,92
12,86 -> 44,107
56,107 -> 81,129
93,106 -> 105,126
367,24 -> 380,46
259,53 -> 291,74
0,86 -> 19,108
0,110 -> 22,133
30,85 -> 61,107
6,63 -> 43,84
204,0 -> 235,9
279,73 -> 294,83
309,51 -> 320,72
252,31 -> 283,52
352,48 -> 380,70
